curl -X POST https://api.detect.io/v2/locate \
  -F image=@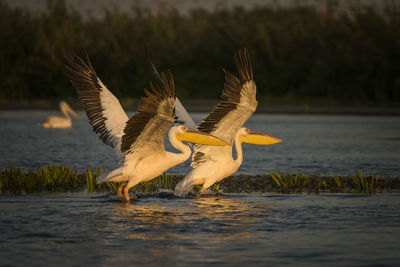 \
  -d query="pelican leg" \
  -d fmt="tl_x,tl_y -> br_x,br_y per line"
123,180 -> 141,202
117,182 -> 127,197
200,185 -> 207,195
123,186 -> 130,202
200,181 -> 214,195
